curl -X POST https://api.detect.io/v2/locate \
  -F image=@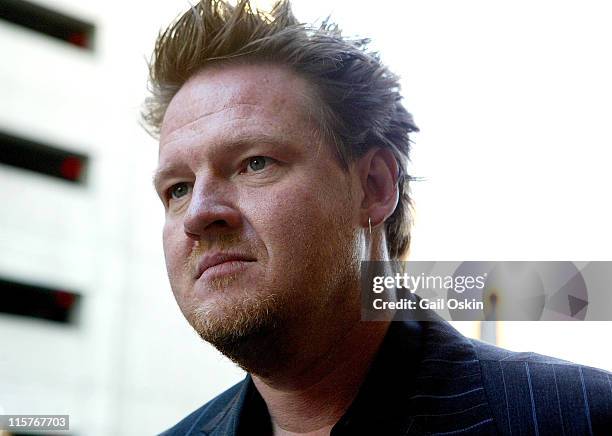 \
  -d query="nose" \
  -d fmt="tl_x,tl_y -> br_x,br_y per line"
183,178 -> 242,240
